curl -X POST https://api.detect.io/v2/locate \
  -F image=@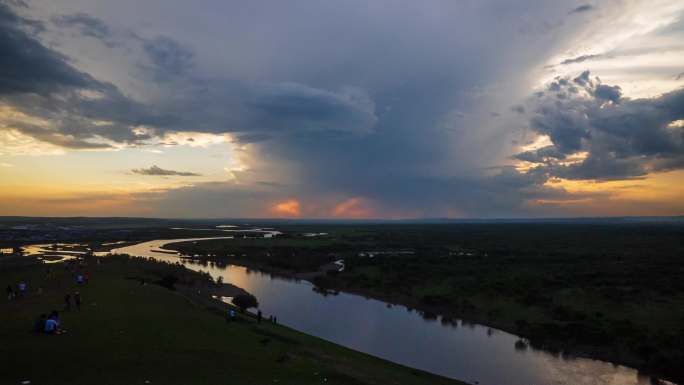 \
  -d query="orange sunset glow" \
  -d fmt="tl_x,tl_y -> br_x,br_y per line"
271,200 -> 301,217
